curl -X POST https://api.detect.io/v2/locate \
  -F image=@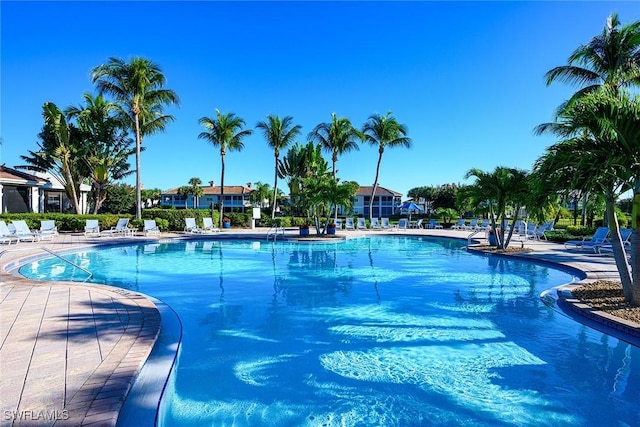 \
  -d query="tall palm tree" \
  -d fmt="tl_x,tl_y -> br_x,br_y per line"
256,115 -> 301,220
91,57 -> 179,219
66,93 -> 135,213
361,111 -> 412,221
308,113 -> 361,179
545,13 -> 640,112
199,110 -> 253,226
188,177 -> 204,209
